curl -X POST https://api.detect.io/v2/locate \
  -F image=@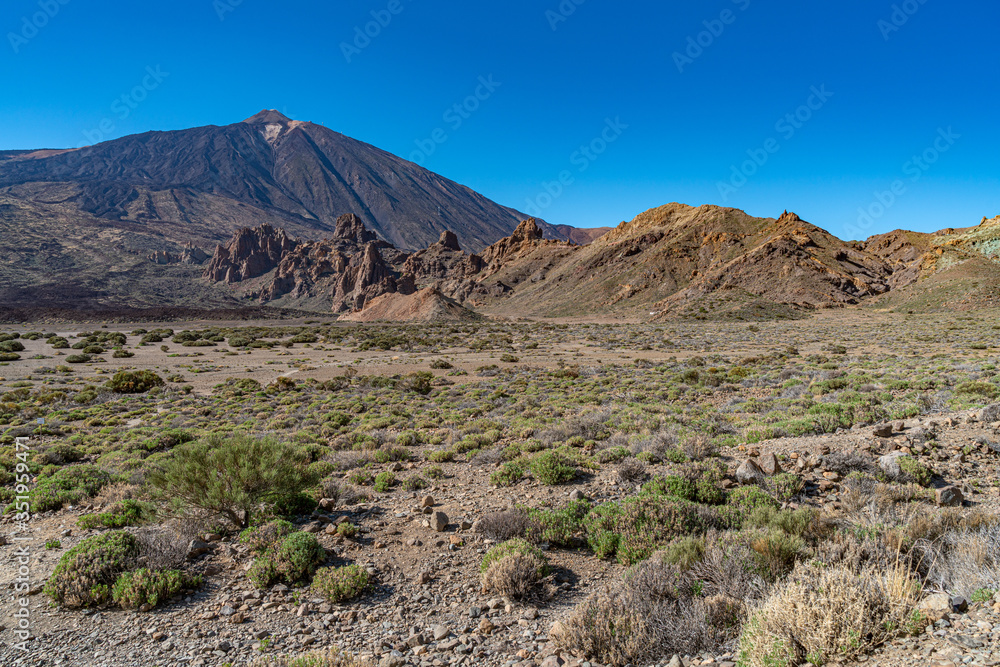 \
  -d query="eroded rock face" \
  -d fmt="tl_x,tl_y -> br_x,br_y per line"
480,218 -> 546,268
333,213 -> 378,245
203,224 -> 298,283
